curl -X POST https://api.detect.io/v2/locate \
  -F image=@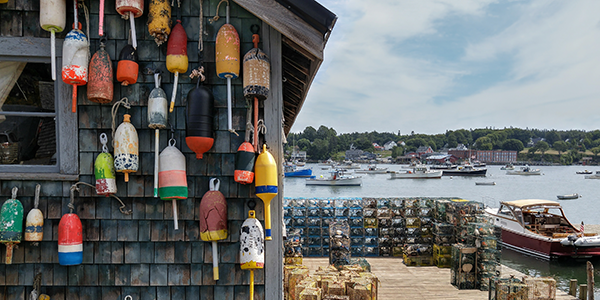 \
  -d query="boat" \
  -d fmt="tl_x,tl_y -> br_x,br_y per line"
441,164 -> 487,176
389,166 -> 442,179
500,163 -> 515,170
305,169 -> 362,186
429,163 -> 457,170
576,170 -> 593,175
337,161 -> 361,169
506,165 -> 541,175
284,165 -> 313,178
556,193 -> 580,200
585,171 -> 600,179
475,182 -> 496,186
355,165 -> 389,174
484,199 -> 600,259
473,160 -> 486,167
